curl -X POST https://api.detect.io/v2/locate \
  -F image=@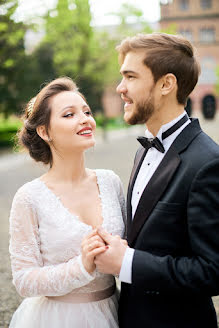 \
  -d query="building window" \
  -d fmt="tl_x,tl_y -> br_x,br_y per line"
200,0 -> 212,9
179,29 -> 193,41
199,28 -> 215,43
199,56 -> 217,84
179,0 -> 189,11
